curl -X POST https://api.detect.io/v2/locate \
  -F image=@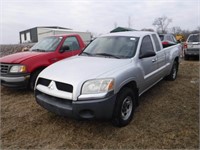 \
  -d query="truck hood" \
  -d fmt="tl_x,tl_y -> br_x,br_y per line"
39,56 -> 131,85
0,51 -> 46,64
